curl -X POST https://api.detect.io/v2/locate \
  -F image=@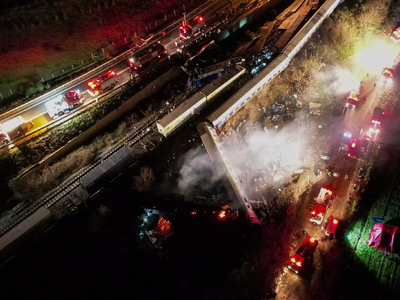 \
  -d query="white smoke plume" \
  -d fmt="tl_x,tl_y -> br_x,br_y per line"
222,113 -> 315,199
318,65 -> 361,95
177,147 -> 225,194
